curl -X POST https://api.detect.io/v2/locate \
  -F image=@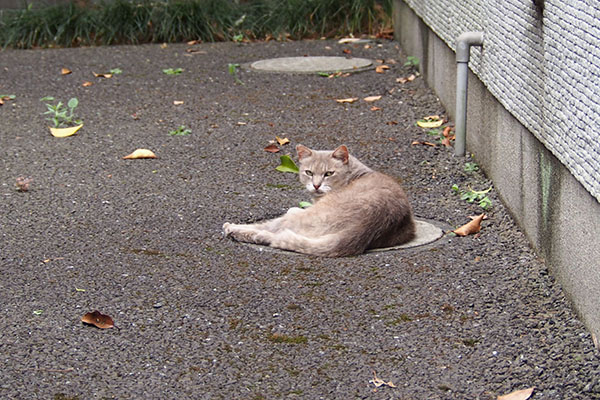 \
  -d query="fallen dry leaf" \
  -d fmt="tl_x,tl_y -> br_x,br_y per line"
0,95 -> 15,105
363,95 -> 382,102
123,148 -> 157,159
375,65 -> 390,73
81,310 -> 114,329
338,37 -> 361,44
173,100 -> 184,105
93,72 -> 113,78
441,137 -> 452,148
416,120 -> 444,129
49,124 -> 83,138
397,74 -> 416,84
497,387 -> 535,400
264,144 -> 280,153
442,126 -> 453,138
335,97 -> 359,104
453,214 -> 486,236
411,140 -> 437,147
15,176 -> 33,192
185,48 -> 207,54
369,371 -> 396,388
276,136 -> 290,146
187,39 -> 201,45
82,81 -> 93,87
370,106 -> 381,111
342,48 -> 352,55
61,68 -> 72,75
